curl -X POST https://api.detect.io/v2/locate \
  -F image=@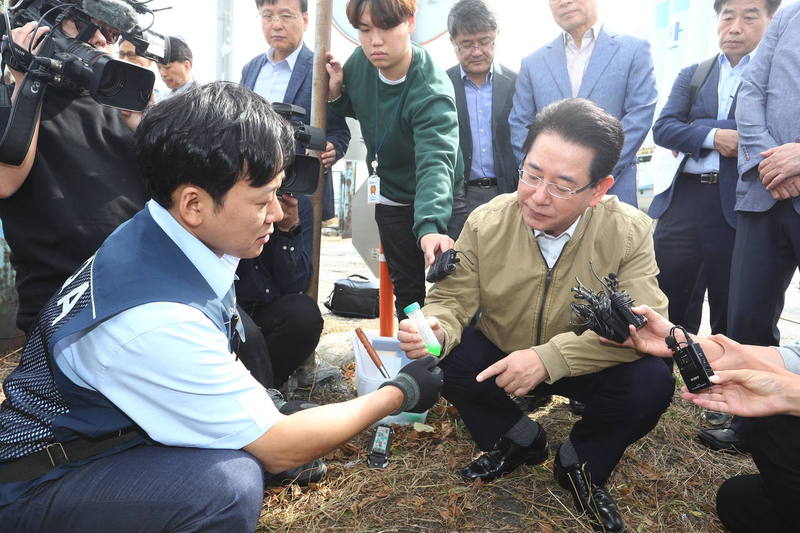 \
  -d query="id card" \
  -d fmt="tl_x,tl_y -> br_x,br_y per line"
367,160 -> 380,204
